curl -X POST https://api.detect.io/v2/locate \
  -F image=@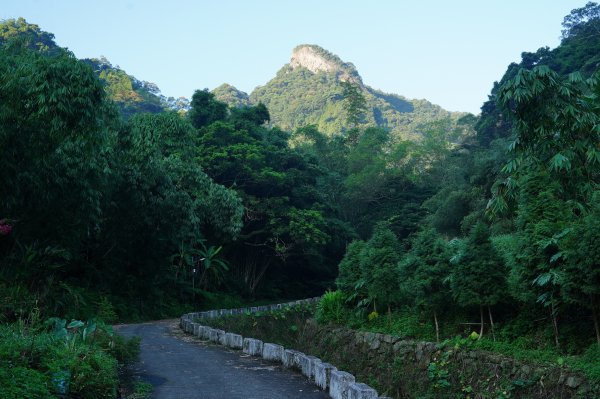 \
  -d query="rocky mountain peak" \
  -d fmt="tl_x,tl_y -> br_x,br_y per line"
289,44 -> 361,83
